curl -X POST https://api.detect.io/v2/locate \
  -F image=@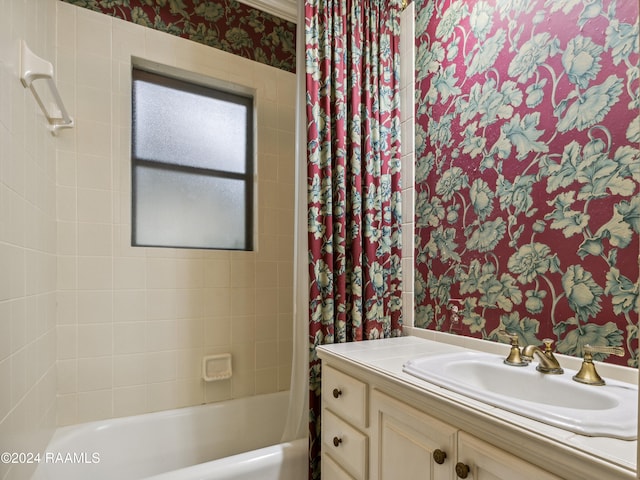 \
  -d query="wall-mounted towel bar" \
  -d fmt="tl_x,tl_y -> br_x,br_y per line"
19,40 -> 74,135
